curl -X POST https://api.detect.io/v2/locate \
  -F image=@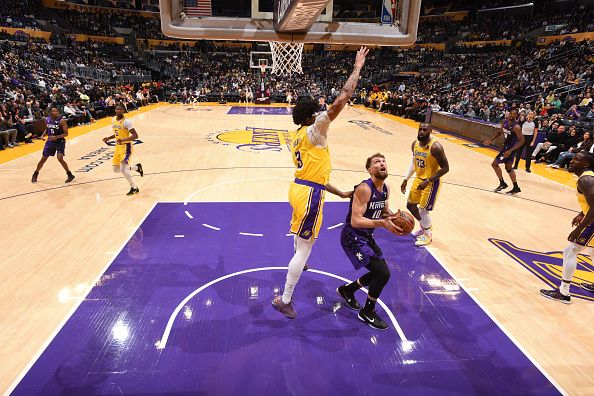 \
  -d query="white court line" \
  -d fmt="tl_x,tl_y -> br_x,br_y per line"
184,210 -> 194,219
286,233 -> 293,236
156,266 -> 407,349
425,247 -> 568,396
202,223 -> 220,231
174,235 -> 185,238
183,177 -> 292,205
239,232 -> 264,237
105,251 -> 117,255
327,222 -> 344,230
5,202 -> 158,396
